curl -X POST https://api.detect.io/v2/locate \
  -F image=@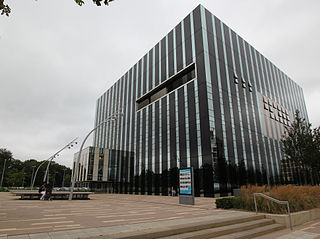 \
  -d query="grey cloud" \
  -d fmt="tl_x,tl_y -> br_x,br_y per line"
1,0 -> 319,167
